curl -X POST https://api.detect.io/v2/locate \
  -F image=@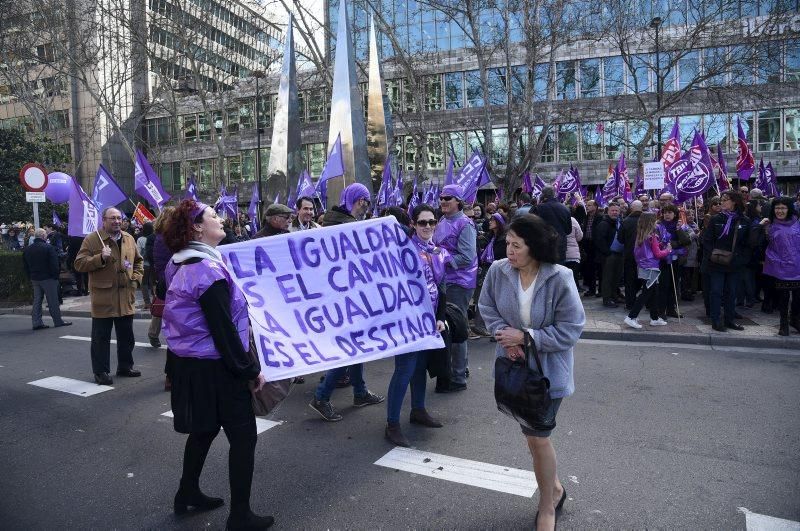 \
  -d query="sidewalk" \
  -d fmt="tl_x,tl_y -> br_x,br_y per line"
3,291 -> 799,351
